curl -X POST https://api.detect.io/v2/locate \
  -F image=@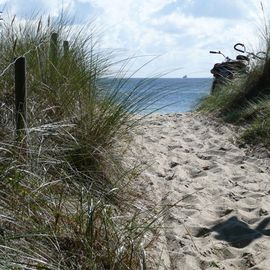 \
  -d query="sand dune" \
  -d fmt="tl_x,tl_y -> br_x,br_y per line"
128,113 -> 270,270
